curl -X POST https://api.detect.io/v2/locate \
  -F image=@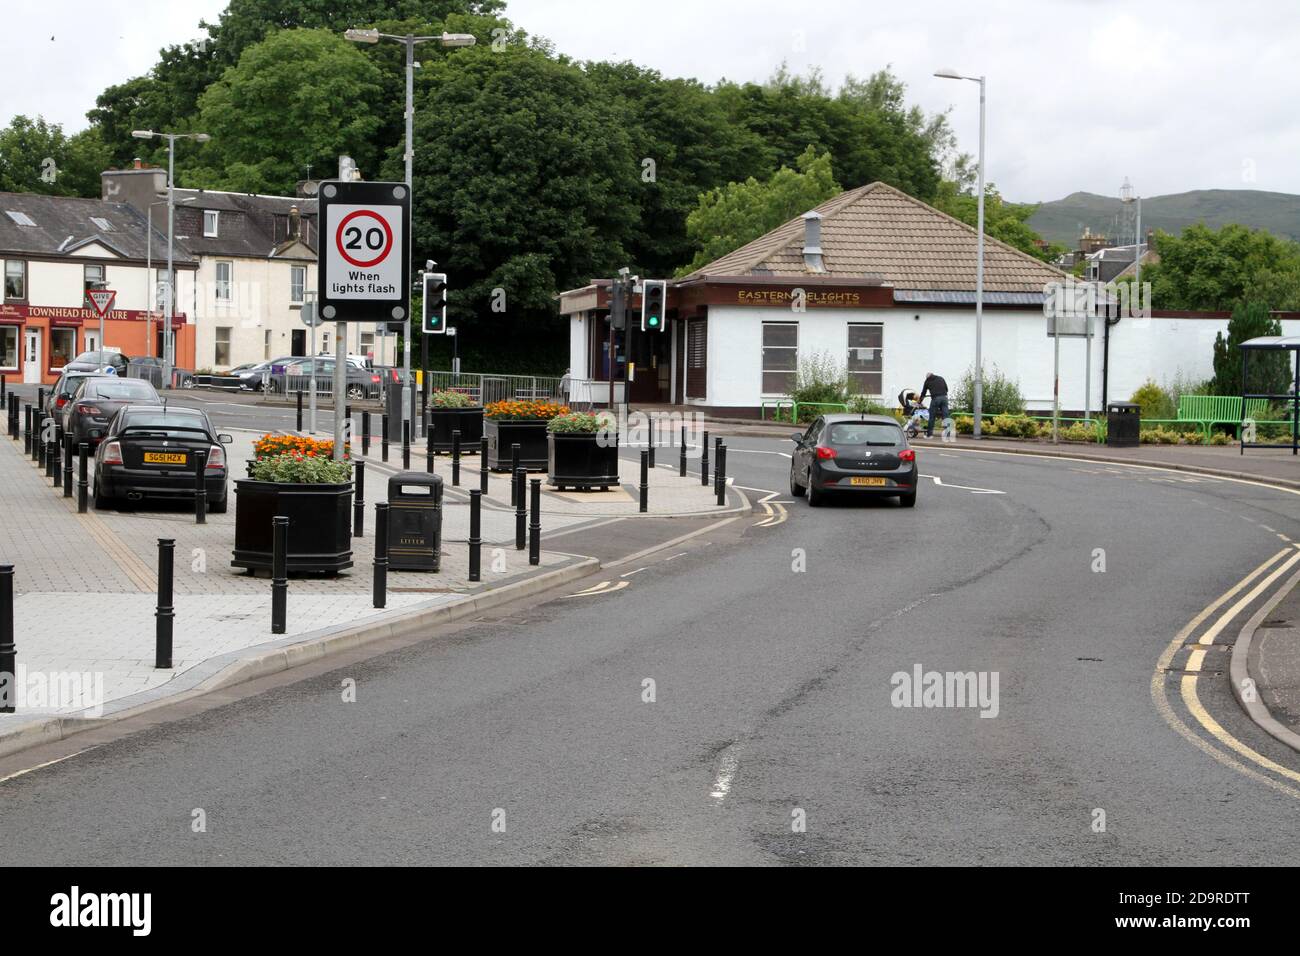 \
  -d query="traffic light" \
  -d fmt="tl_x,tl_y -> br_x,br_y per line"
610,275 -> 628,331
641,279 -> 666,332
422,272 -> 448,334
